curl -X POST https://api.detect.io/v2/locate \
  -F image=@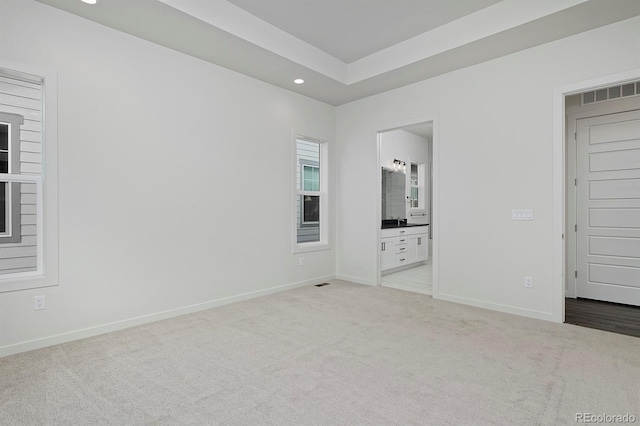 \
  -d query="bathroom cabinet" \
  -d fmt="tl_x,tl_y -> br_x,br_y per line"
380,225 -> 428,272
